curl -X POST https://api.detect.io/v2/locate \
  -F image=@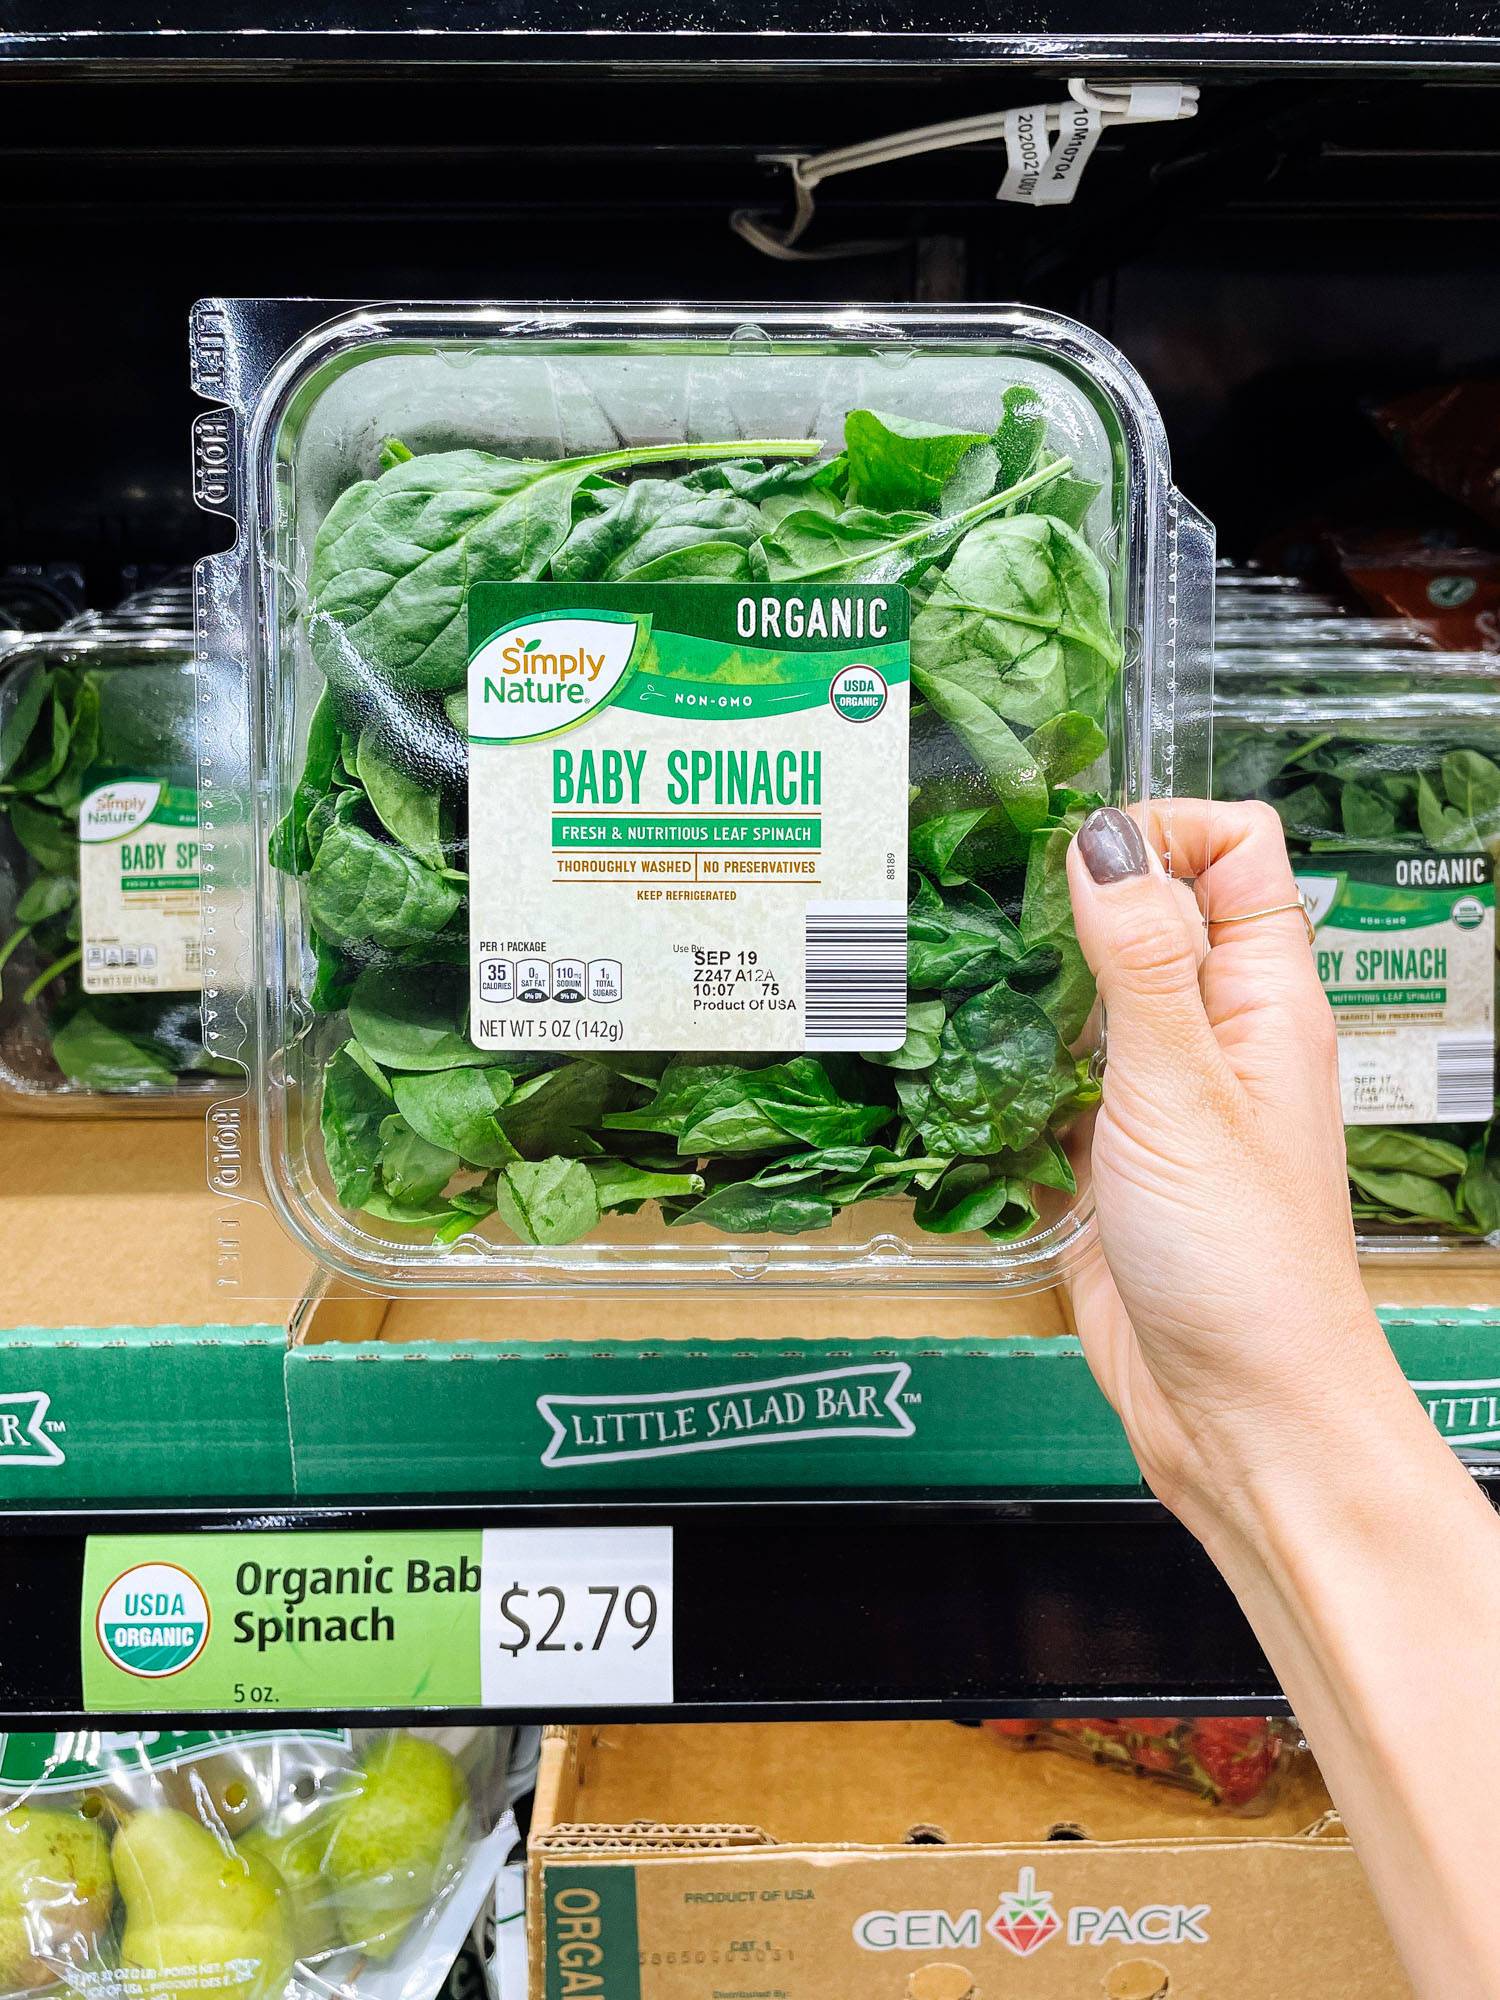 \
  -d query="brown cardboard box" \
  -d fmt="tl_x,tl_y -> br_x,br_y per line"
529,1722 -> 1409,1998
0,1114 -> 308,1497
0,1112 -> 307,1329
301,1254 -> 1499,1349
301,1259 -> 1500,1350
301,1285 -> 1074,1346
